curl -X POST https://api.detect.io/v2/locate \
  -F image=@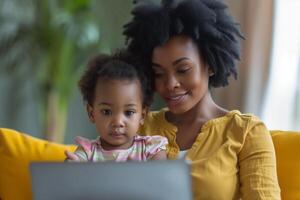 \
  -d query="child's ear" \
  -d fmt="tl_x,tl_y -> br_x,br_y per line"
86,104 -> 95,123
140,107 -> 148,125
